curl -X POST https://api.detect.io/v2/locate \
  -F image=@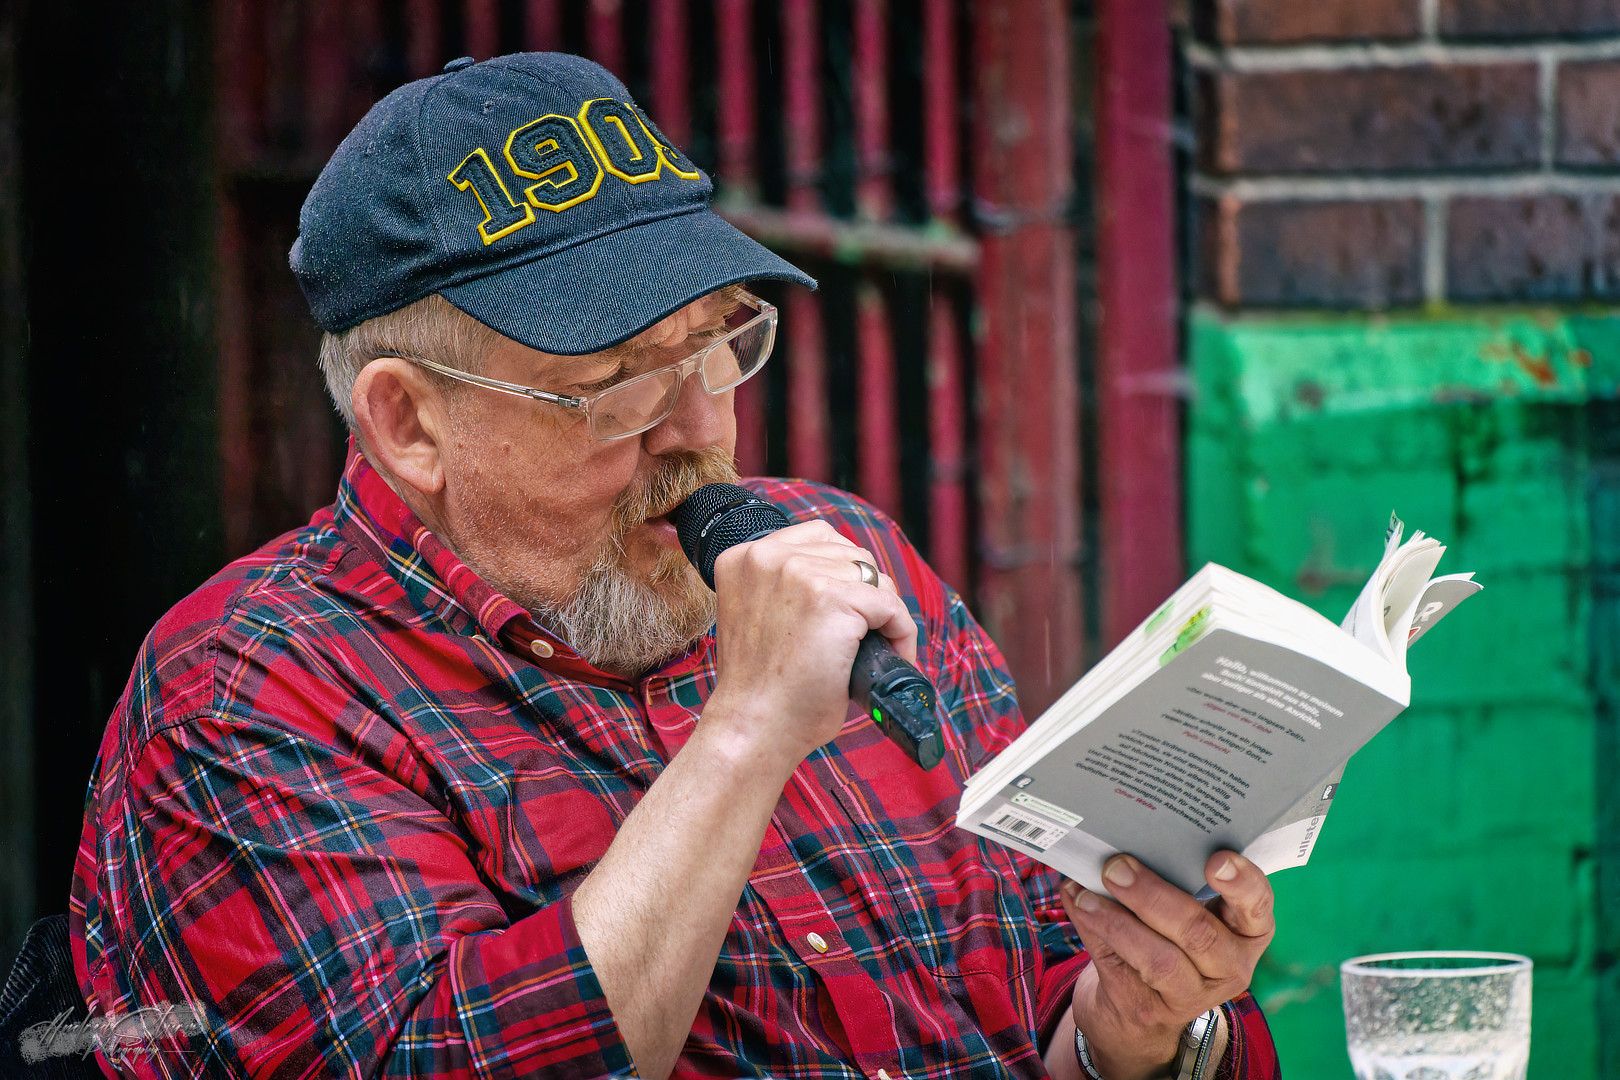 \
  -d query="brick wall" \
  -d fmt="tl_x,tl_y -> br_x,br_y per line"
1185,3 -> 1620,1077
1191,0 -> 1620,309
